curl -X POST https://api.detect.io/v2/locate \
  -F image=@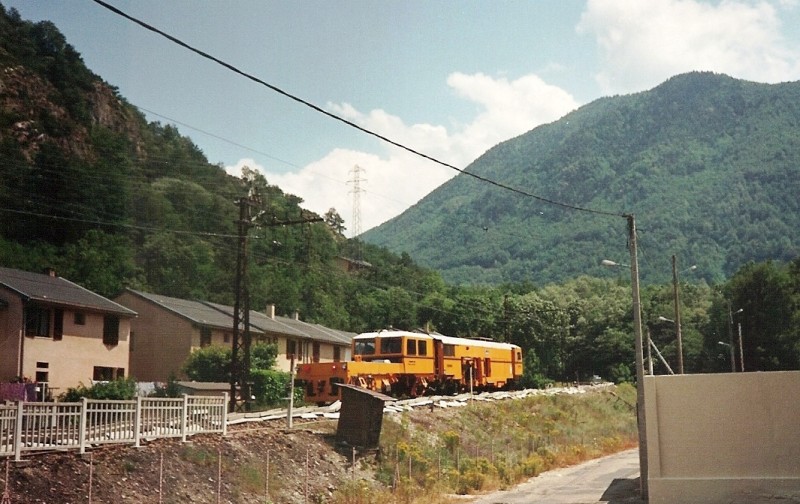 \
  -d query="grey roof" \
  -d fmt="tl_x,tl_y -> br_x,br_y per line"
203,301 -> 308,338
123,290 -> 355,345
175,381 -> 230,391
202,302 -> 355,345
0,267 -> 136,317
124,289 -> 258,333
278,317 -> 355,345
